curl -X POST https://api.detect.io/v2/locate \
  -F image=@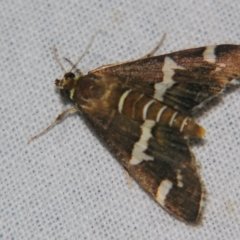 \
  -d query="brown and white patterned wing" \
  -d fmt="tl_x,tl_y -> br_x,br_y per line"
90,45 -> 240,114
81,108 -> 204,224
